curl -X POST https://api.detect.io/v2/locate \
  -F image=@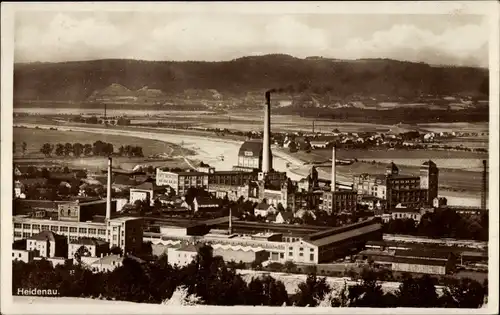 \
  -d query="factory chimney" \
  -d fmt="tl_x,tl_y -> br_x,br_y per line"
263,91 -> 273,173
481,159 -> 487,210
331,145 -> 336,192
106,157 -> 112,221
228,208 -> 233,235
